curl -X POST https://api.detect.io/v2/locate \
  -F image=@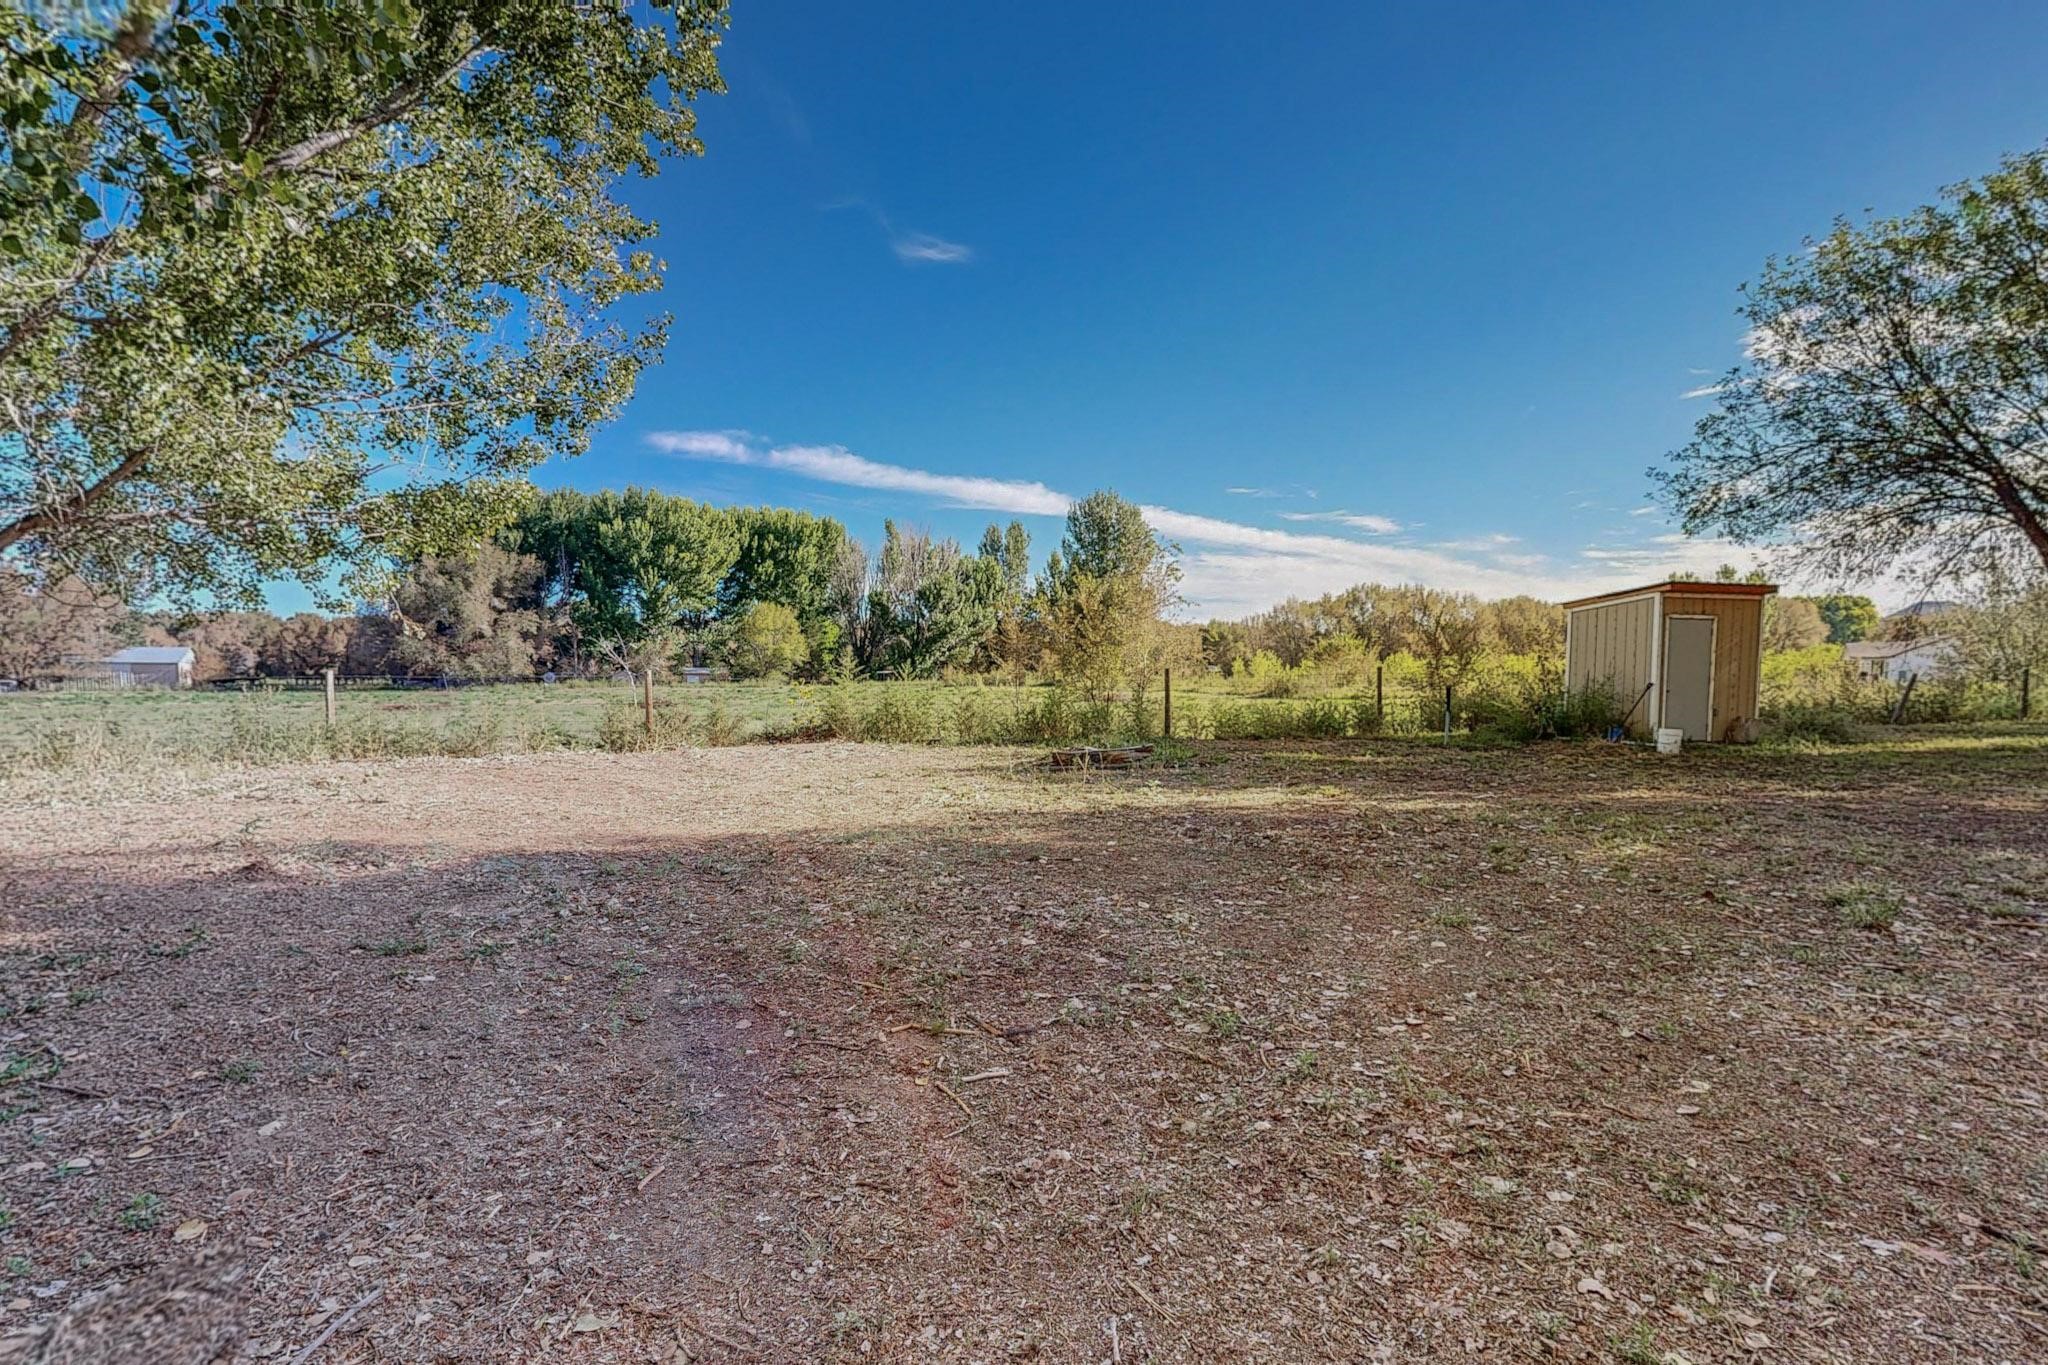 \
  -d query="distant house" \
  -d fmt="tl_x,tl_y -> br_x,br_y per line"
104,646 -> 195,689
1844,636 -> 1959,683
